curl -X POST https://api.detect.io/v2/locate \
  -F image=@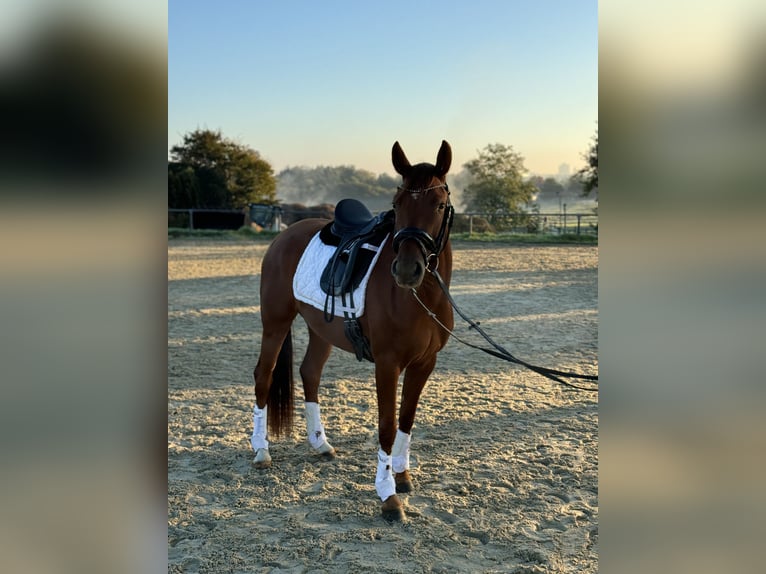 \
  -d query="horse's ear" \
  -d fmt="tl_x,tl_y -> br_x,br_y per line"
392,141 -> 411,176
434,140 -> 452,177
